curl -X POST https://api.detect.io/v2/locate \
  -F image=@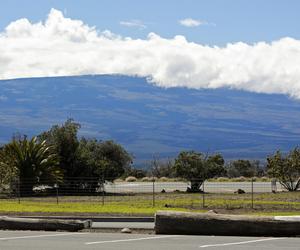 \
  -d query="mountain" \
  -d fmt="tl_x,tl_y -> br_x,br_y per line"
0,75 -> 300,164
